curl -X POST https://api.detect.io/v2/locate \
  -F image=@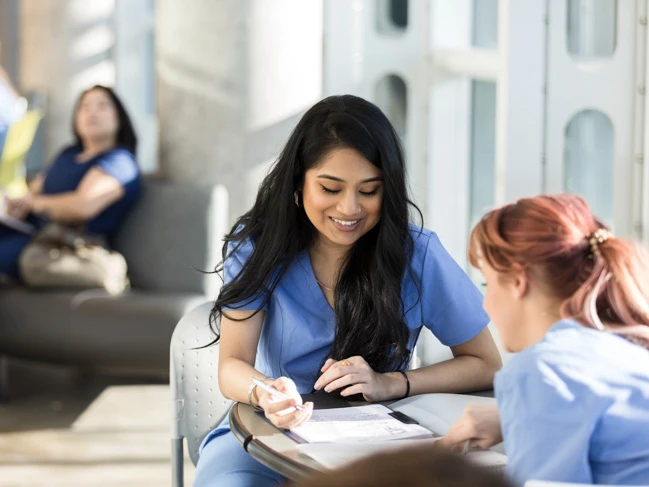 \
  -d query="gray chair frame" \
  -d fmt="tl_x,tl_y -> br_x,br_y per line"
170,302 -> 233,487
